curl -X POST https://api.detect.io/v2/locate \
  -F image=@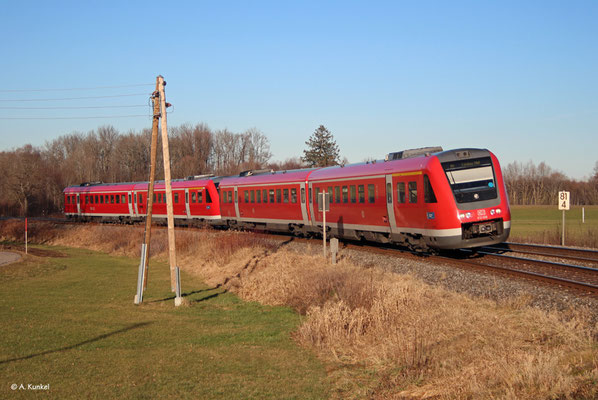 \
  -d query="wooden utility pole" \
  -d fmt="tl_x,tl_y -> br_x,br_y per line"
158,75 -> 178,291
142,78 -> 161,290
